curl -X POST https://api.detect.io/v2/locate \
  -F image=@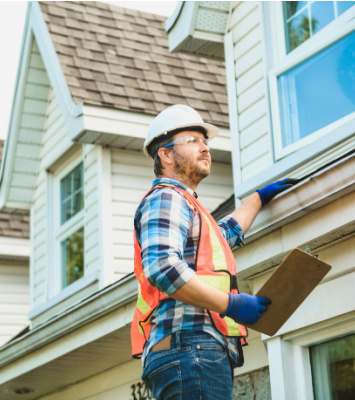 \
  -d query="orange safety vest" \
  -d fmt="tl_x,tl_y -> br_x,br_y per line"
131,183 -> 248,358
